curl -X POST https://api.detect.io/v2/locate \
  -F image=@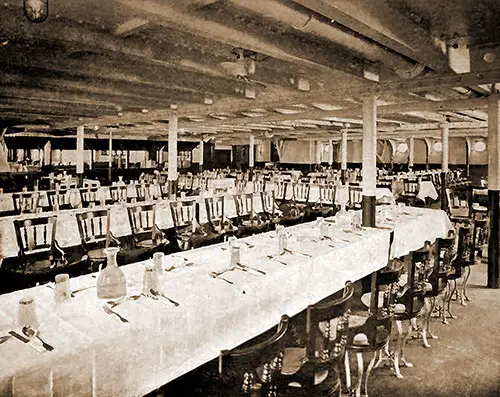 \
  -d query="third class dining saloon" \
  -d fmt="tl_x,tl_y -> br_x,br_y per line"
0,0 -> 499,396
